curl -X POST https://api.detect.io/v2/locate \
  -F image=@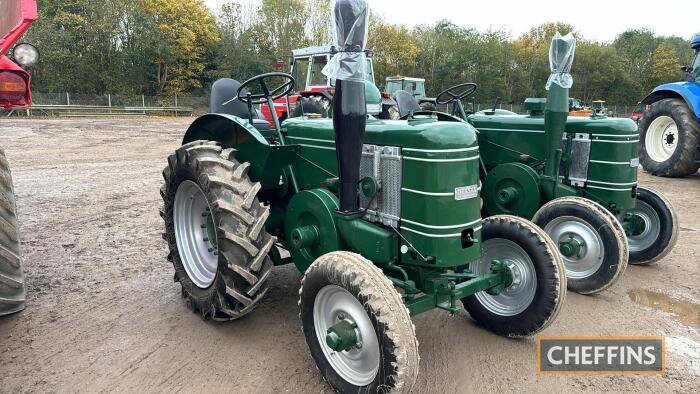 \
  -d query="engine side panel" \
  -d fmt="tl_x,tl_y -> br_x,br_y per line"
283,117 -> 483,268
